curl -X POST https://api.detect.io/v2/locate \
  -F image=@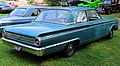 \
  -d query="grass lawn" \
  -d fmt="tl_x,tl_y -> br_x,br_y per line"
101,13 -> 120,19
0,13 -> 120,66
